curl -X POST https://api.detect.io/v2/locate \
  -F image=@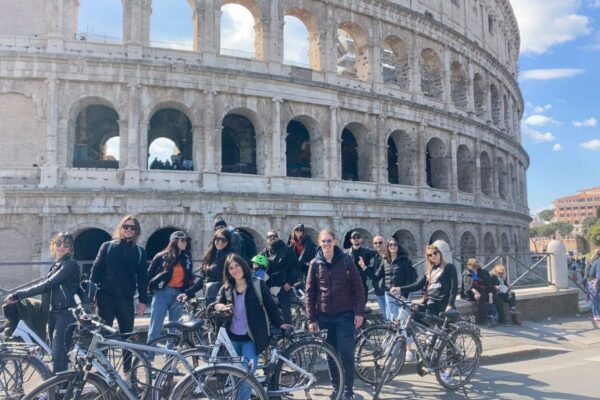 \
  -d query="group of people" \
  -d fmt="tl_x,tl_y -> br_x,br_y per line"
3,214 -> 526,400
